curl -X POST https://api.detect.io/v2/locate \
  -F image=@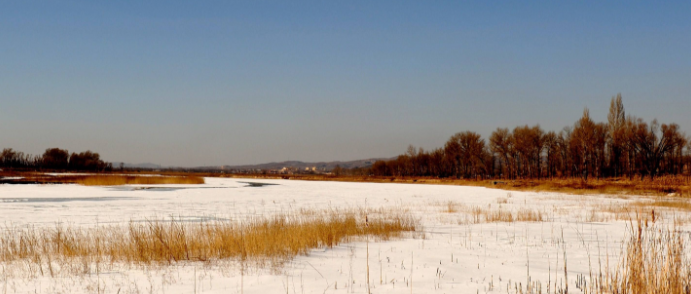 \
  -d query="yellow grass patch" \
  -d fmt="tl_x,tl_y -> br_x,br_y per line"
631,198 -> 691,211
73,175 -> 205,186
0,210 -> 416,275
586,198 -> 691,223
515,208 -> 544,222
